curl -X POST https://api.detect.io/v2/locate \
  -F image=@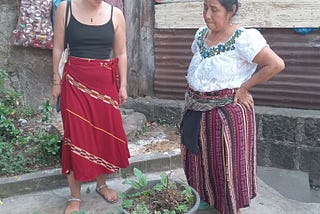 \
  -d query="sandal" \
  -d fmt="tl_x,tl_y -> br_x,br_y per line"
95,184 -> 118,204
64,197 -> 81,214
